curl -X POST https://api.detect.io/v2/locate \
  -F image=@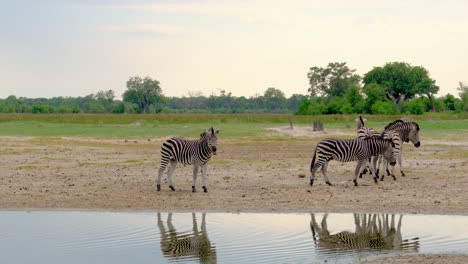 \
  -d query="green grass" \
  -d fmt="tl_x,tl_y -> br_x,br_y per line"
0,113 -> 466,139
